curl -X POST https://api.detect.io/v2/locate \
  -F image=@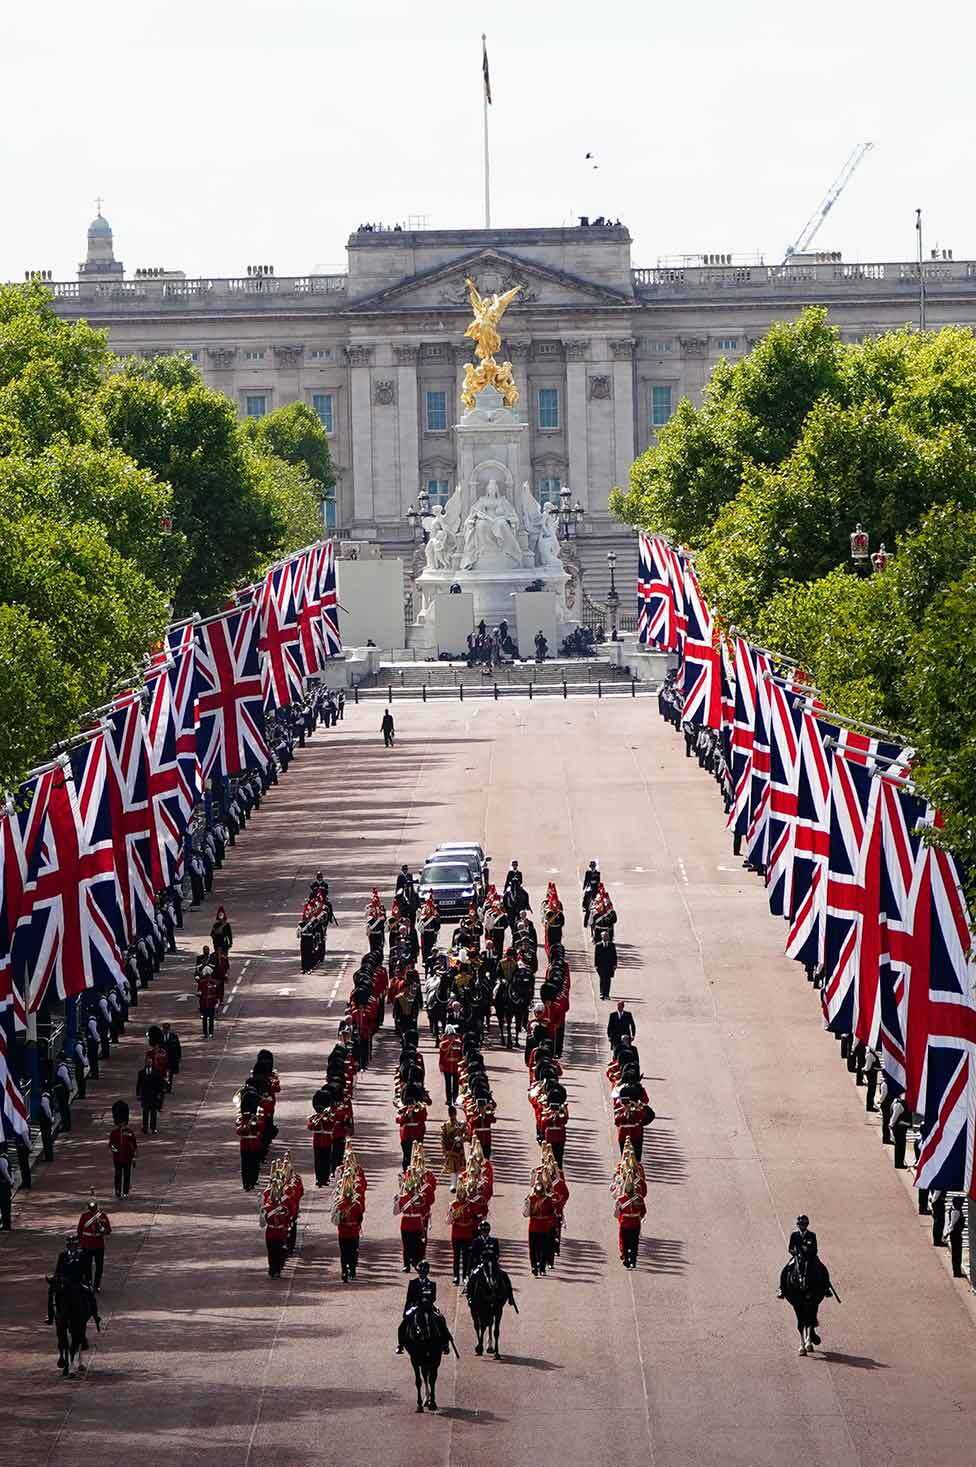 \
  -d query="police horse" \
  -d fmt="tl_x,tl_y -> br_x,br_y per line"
402,1307 -> 458,1412
465,1257 -> 518,1358
779,1256 -> 838,1356
48,1276 -> 100,1377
